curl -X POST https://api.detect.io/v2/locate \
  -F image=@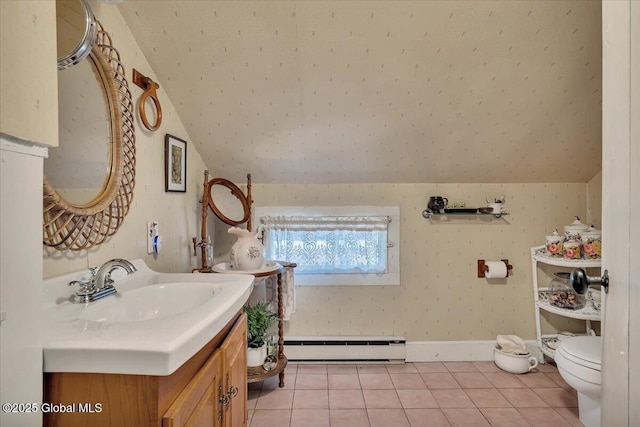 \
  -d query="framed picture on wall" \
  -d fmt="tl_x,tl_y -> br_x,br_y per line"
165,134 -> 187,192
